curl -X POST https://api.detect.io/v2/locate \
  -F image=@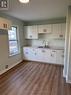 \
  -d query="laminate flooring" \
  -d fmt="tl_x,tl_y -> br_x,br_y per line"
0,61 -> 71,95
